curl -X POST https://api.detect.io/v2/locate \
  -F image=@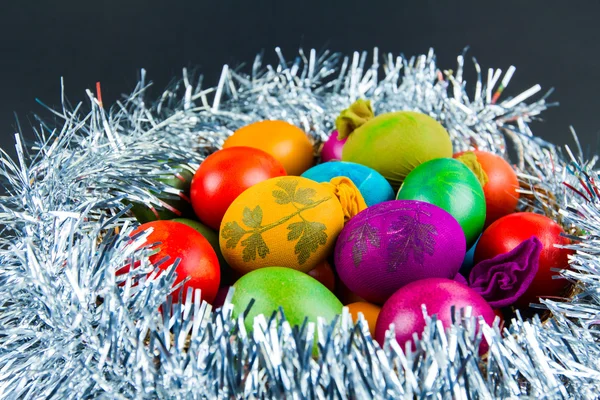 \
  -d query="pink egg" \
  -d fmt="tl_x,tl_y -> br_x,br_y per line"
375,278 -> 495,353
321,130 -> 347,162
